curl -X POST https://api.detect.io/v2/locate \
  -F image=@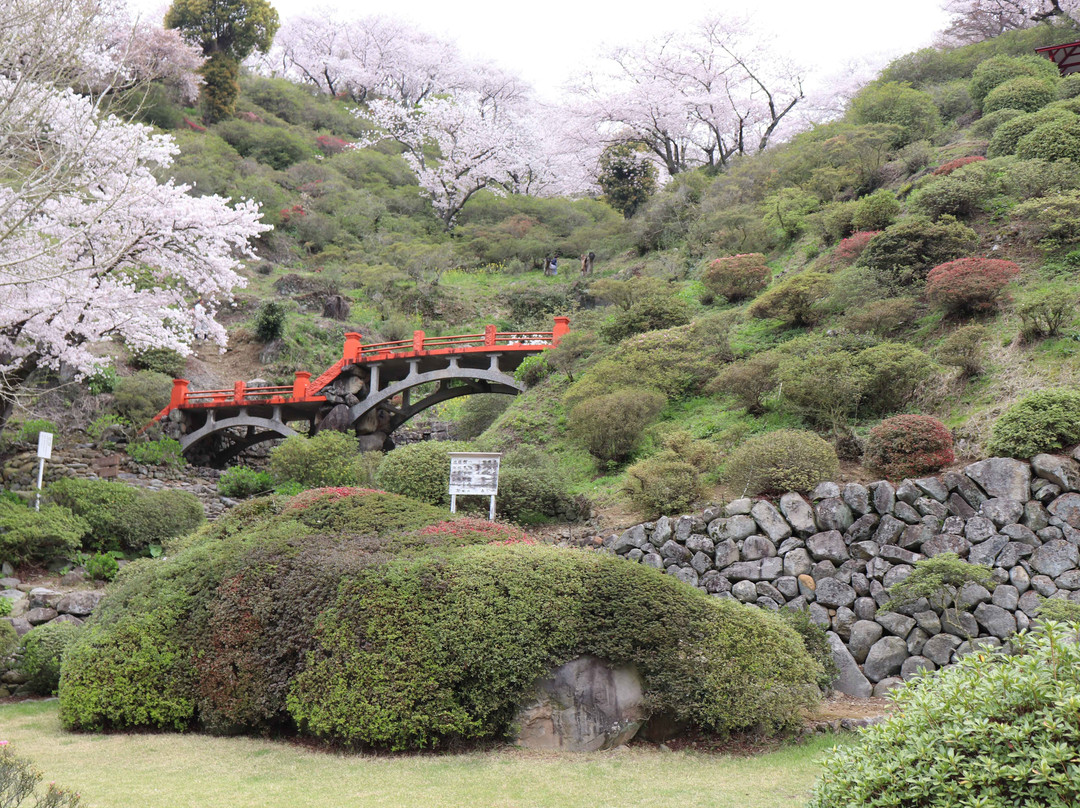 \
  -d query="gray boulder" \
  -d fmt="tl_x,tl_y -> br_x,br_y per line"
849,620 -> 884,663
964,458 -> 1031,503
782,547 -> 813,577
922,534 -> 971,558
709,514 -> 757,542
913,477 -> 949,503
741,535 -> 777,561
901,655 -> 935,680
876,611 -> 917,638
1033,454 -> 1080,492
922,633 -> 962,666
992,584 -> 1020,611
826,632 -> 872,697
1031,539 -> 1080,577
55,590 -> 106,617
815,578 -> 857,609
806,530 -> 848,564
732,580 -> 758,603
979,498 -> 1024,527
816,498 -> 854,533
873,515 -> 906,545
613,526 -> 647,553
779,493 -> 817,536
974,603 -> 1017,639
843,483 -> 871,515
968,535 -> 1009,566
863,636 -> 909,683
725,498 -> 753,516
870,481 -> 896,515
751,500 -> 792,543
941,608 -> 978,638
